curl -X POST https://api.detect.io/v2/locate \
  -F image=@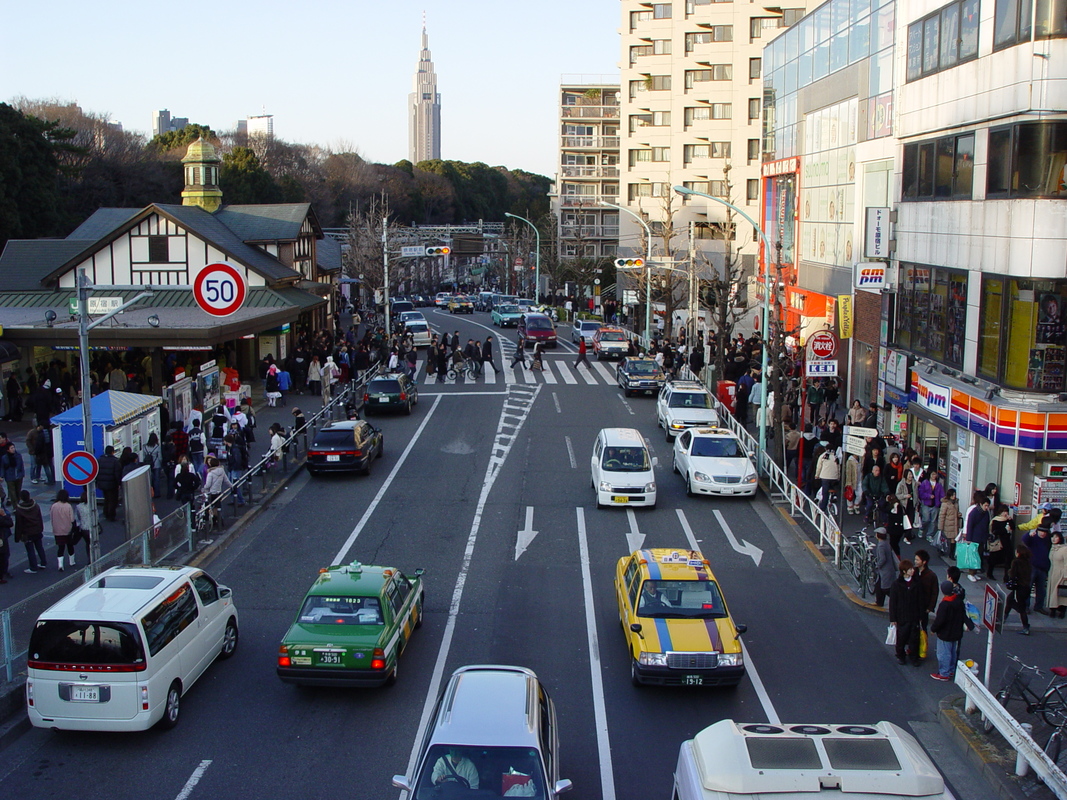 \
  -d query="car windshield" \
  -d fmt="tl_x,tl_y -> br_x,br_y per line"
498,305 -> 520,314
453,296 -> 469,302
580,322 -> 601,332
601,446 -> 651,471
601,331 -> 627,342
627,361 -> 661,376
691,438 -> 744,458
413,745 -> 547,800
312,430 -> 355,447
669,392 -> 712,409
297,595 -> 384,625
369,380 -> 402,393
637,579 -> 728,619
500,296 -> 518,303
526,318 -> 553,331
